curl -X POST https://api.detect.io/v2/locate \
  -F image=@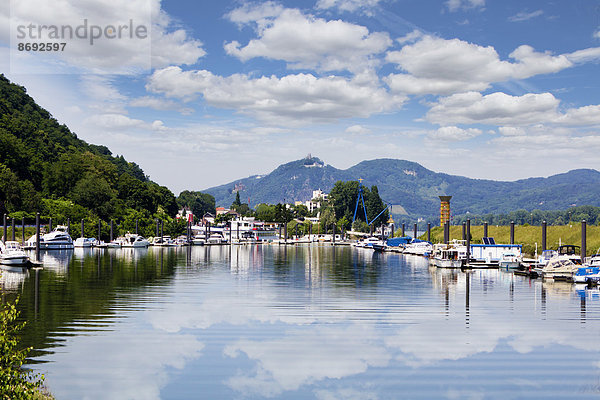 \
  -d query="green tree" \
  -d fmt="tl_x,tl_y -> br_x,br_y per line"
352,220 -> 369,233
254,203 -> 277,222
119,209 -> 156,237
215,212 -> 235,225
232,191 -> 241,207
176,191 -> 216,220
328,181 -> 389,230
274,203 -> 293,224
150,184 -> 178,217
69,174 -> 116,220
319,206 -> 336,230
0,298 -> 47,399
164,217 -> 187,237
291,204 -> 309,218
117,173 -> 157,212
0,163 -> 21,215
232,203 -> 251,216
41,198 -> 89,224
